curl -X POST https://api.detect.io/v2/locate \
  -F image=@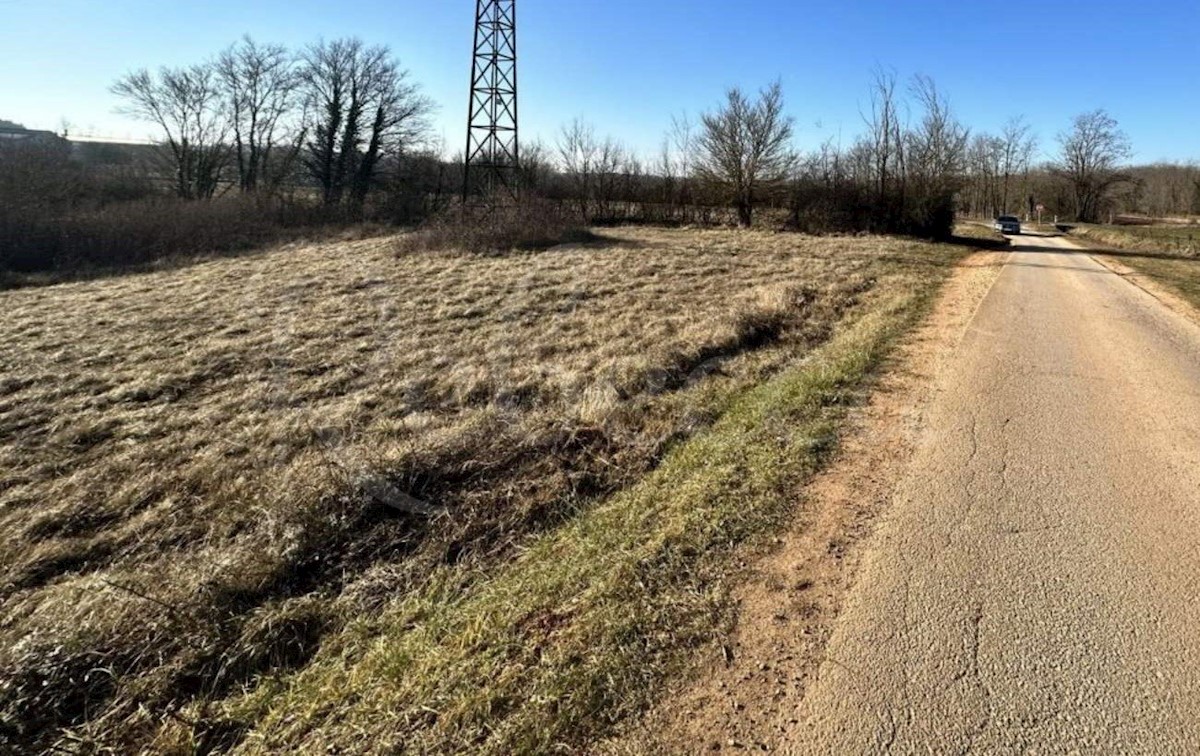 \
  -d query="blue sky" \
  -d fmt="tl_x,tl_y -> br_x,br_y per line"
2,0 -> 1198,163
